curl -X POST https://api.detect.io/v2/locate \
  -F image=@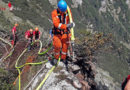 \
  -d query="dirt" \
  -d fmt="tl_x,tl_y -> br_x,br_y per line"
0,42 -> 11,59
0,44 -> 6,59
7,42 -> 26,69
68,33 -> 113,90
16,45 -> 40,88
21,56 -> 36,87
